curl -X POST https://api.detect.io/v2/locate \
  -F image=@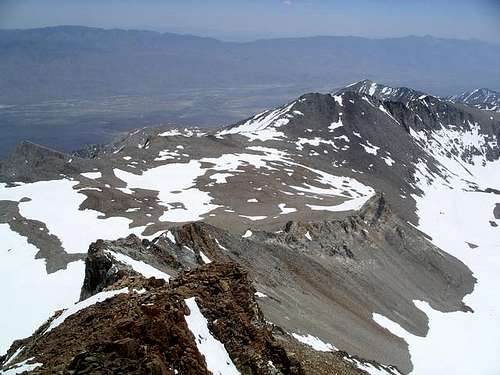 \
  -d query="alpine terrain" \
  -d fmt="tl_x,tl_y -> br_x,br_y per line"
449,88 -> 500,112
1,80 -> 499,374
